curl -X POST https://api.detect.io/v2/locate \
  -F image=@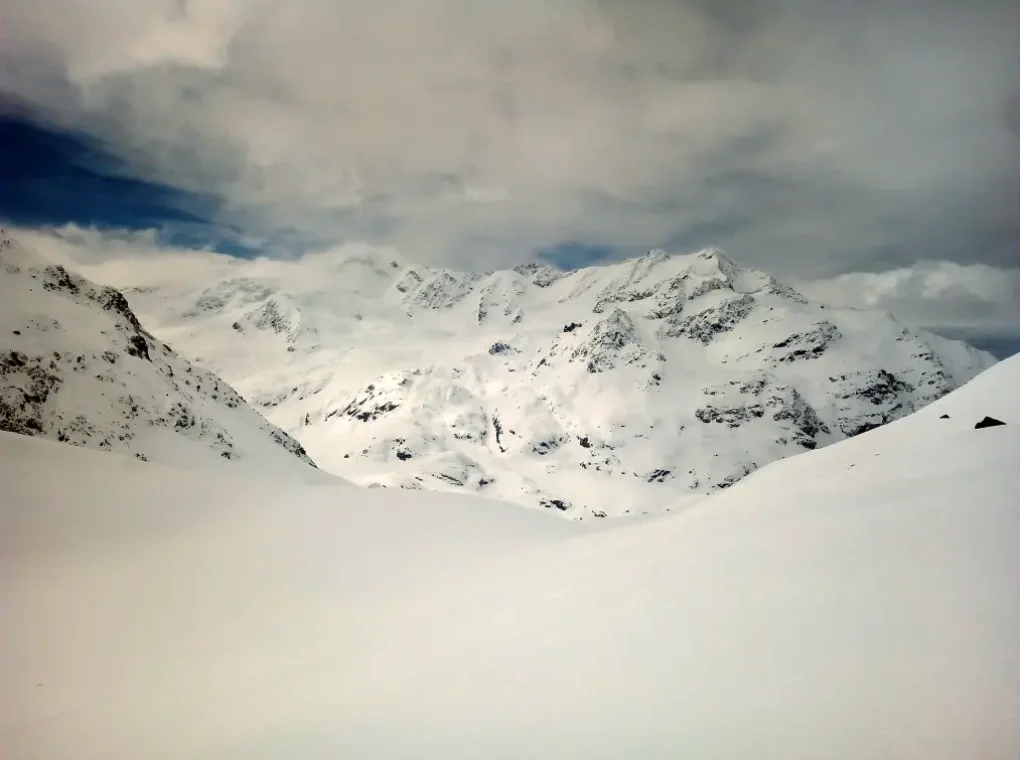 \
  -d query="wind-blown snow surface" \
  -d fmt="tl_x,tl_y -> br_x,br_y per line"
3,357 -> 1018,759
57,242 -> 995,517
0,233 -> 330,482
